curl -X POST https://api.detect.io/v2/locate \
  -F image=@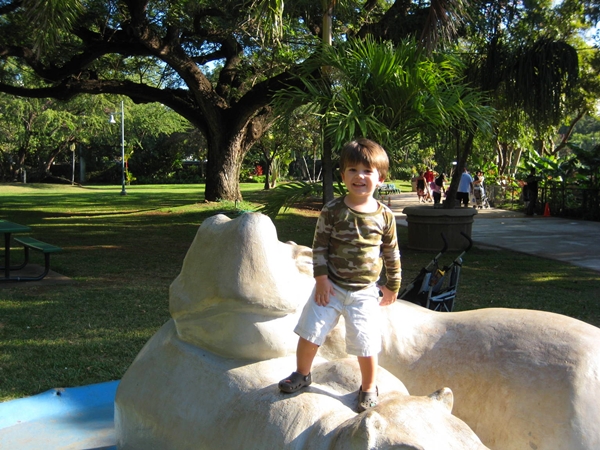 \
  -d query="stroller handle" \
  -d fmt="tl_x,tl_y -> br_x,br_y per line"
439,233 -> 449,254
460,231 -> 473,252
424,233 -> 448,271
